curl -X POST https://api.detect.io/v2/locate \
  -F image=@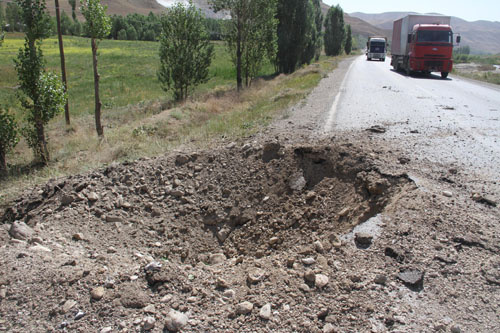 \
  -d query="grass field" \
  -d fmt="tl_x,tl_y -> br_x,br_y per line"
0,32 -> 340,207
